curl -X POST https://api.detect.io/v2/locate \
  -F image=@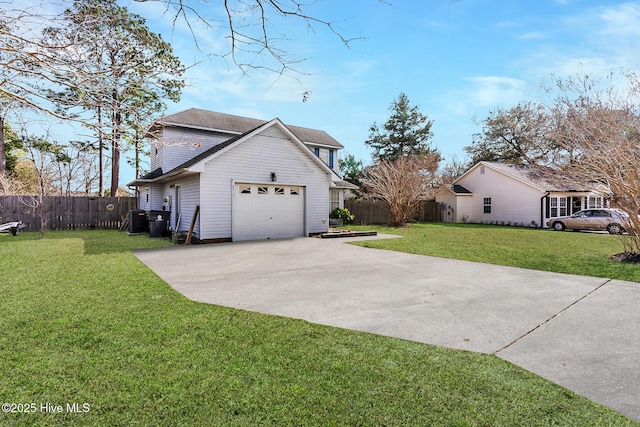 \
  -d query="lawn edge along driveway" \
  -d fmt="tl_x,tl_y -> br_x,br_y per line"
135,235 -> 640,422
